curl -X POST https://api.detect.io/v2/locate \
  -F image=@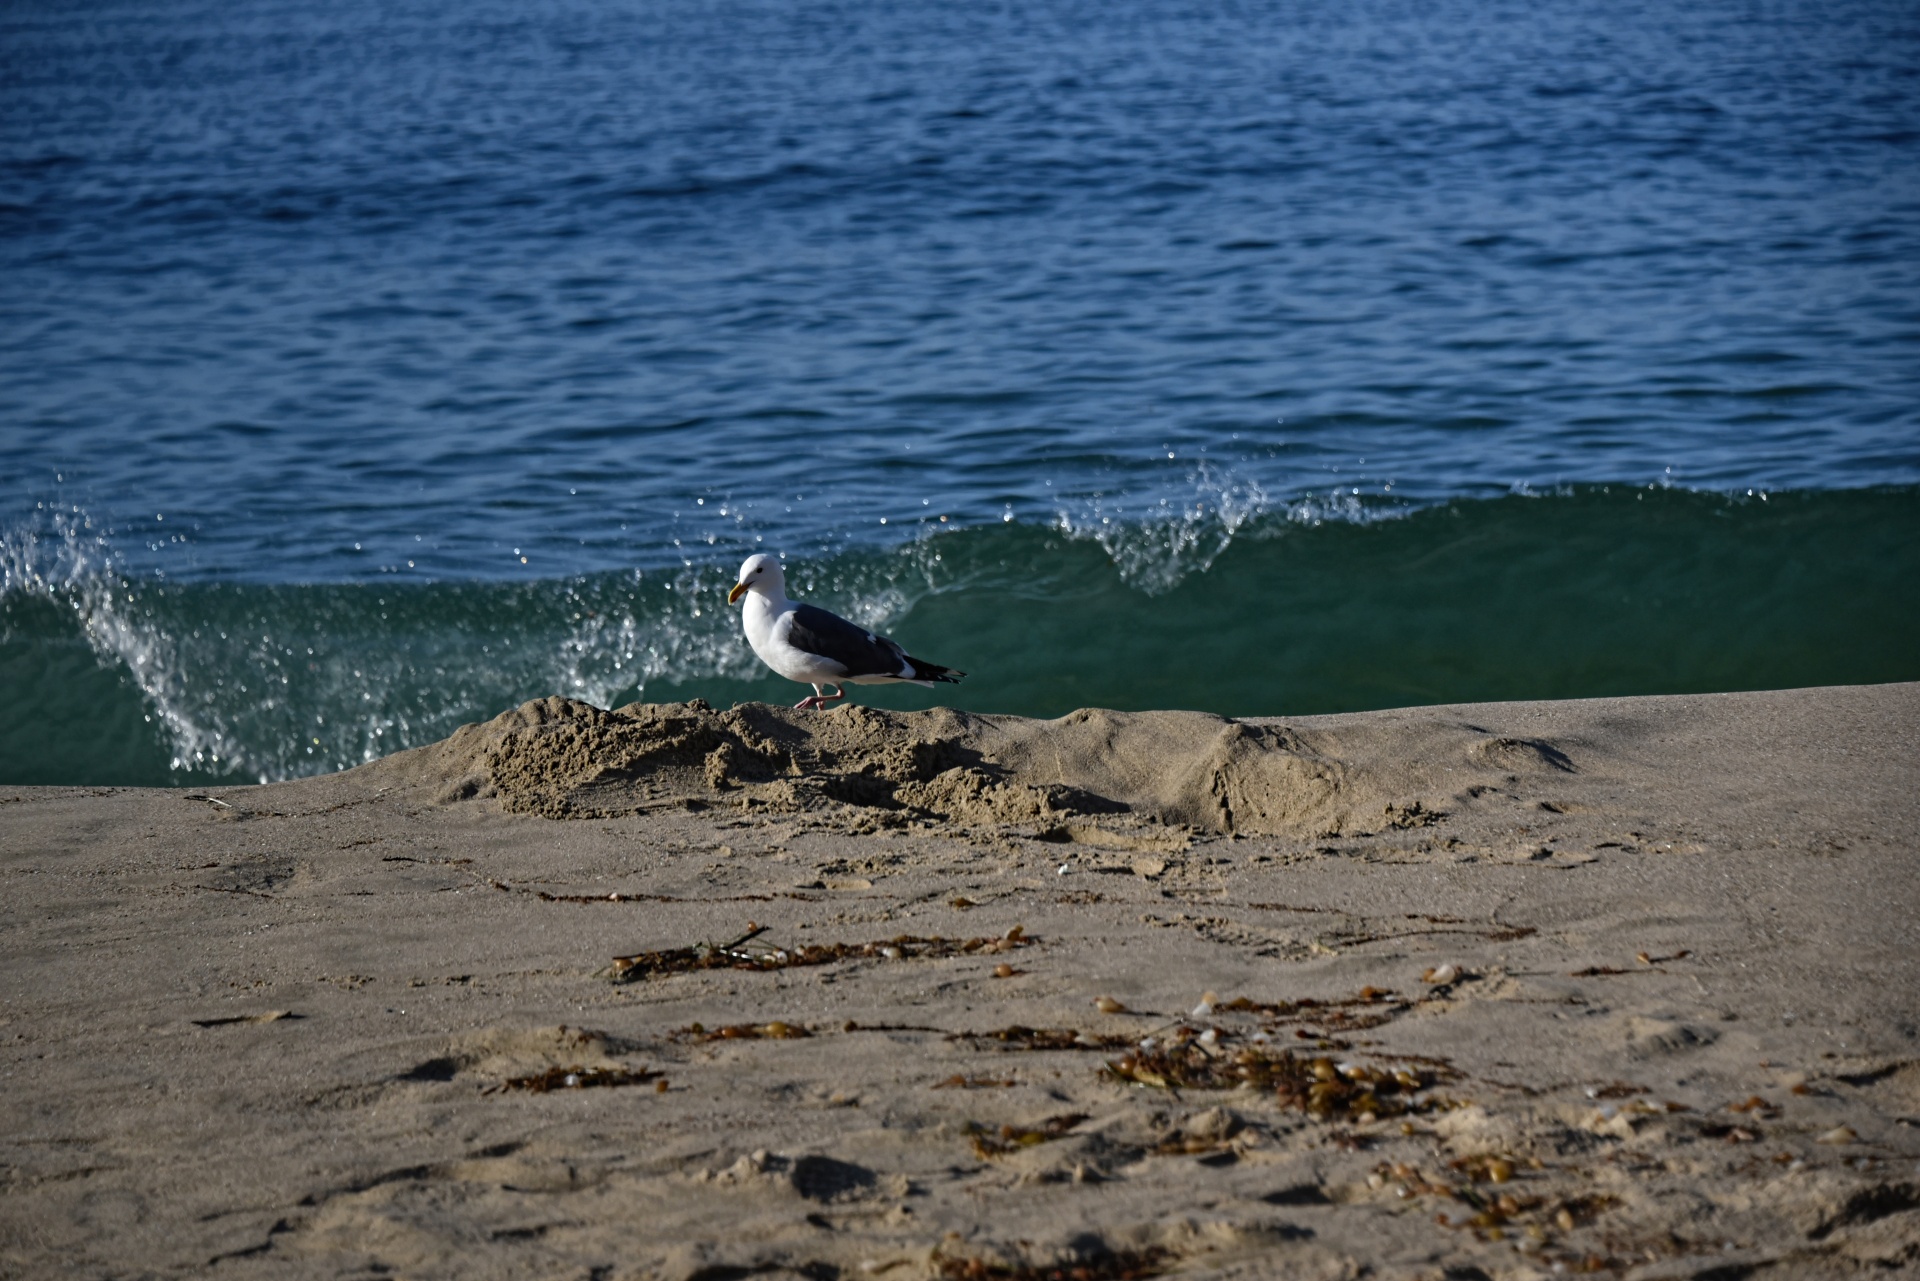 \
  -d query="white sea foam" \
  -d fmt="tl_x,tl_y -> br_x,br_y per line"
1048,465 -> 1402,595
556,565 -> 764,709
1,506 -> 261,778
